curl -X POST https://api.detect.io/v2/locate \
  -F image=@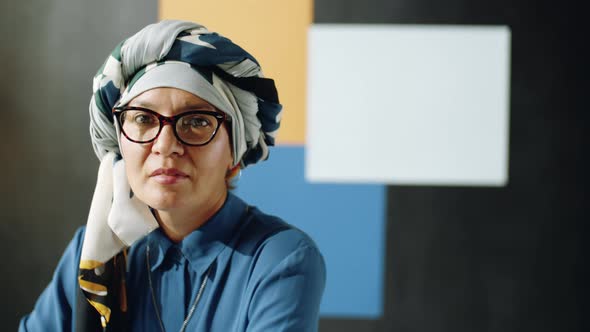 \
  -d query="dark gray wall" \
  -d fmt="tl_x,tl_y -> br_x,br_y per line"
0,1 -> 156,329
316,0 -> 588,331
